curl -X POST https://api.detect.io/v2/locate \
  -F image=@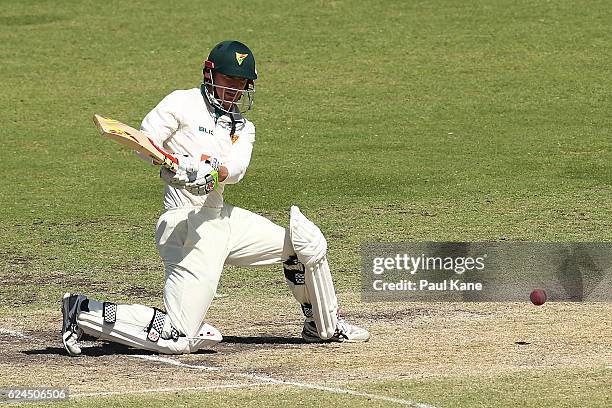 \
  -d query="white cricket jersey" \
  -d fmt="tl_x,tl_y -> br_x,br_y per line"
140,88 -> 255,209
